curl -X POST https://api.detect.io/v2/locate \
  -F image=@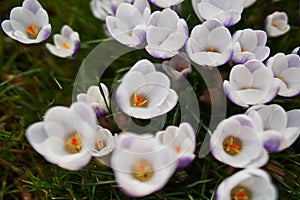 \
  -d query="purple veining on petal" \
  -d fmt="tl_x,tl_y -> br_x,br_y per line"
93,106 -> 108,119
177,156 -> 194,168
42,28 -> 51,41
224,17 -> 235,27
263,138 -> 280,152
111,6 -> 117,15
72,40 -> 80,57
